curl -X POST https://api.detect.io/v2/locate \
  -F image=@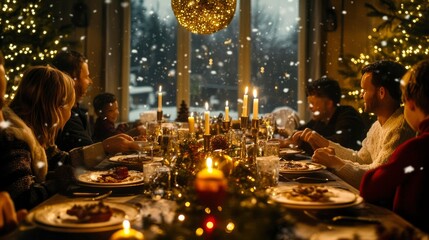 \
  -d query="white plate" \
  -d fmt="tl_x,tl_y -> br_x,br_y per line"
279,148 -> 304,156
270,185 -> 360,209
280,161 -> 326,173
109,154 -> 163,164
32,201 -> 139,232
77,170 -> 144,186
